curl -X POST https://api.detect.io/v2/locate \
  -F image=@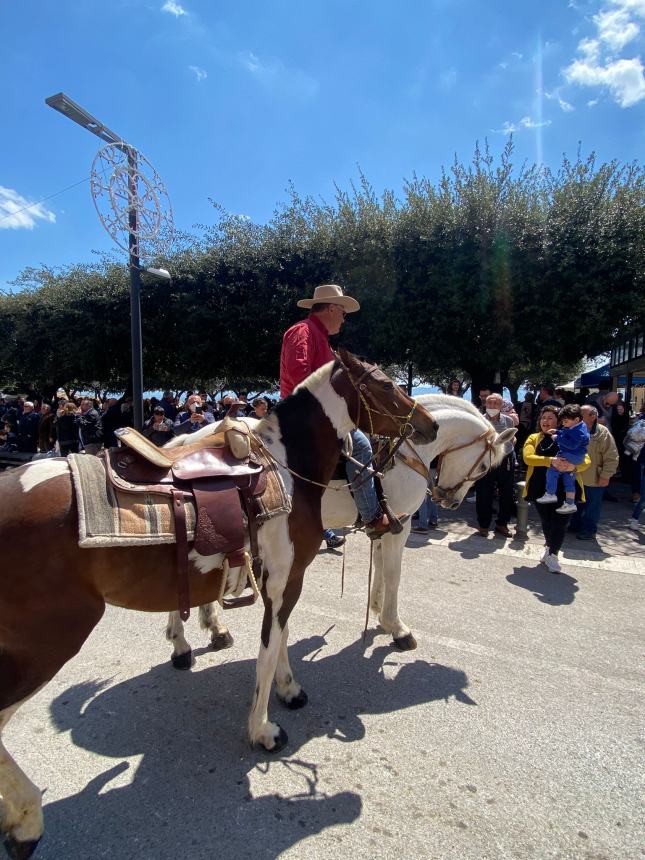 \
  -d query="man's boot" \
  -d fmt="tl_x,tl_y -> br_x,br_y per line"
365,512 -> 410,539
